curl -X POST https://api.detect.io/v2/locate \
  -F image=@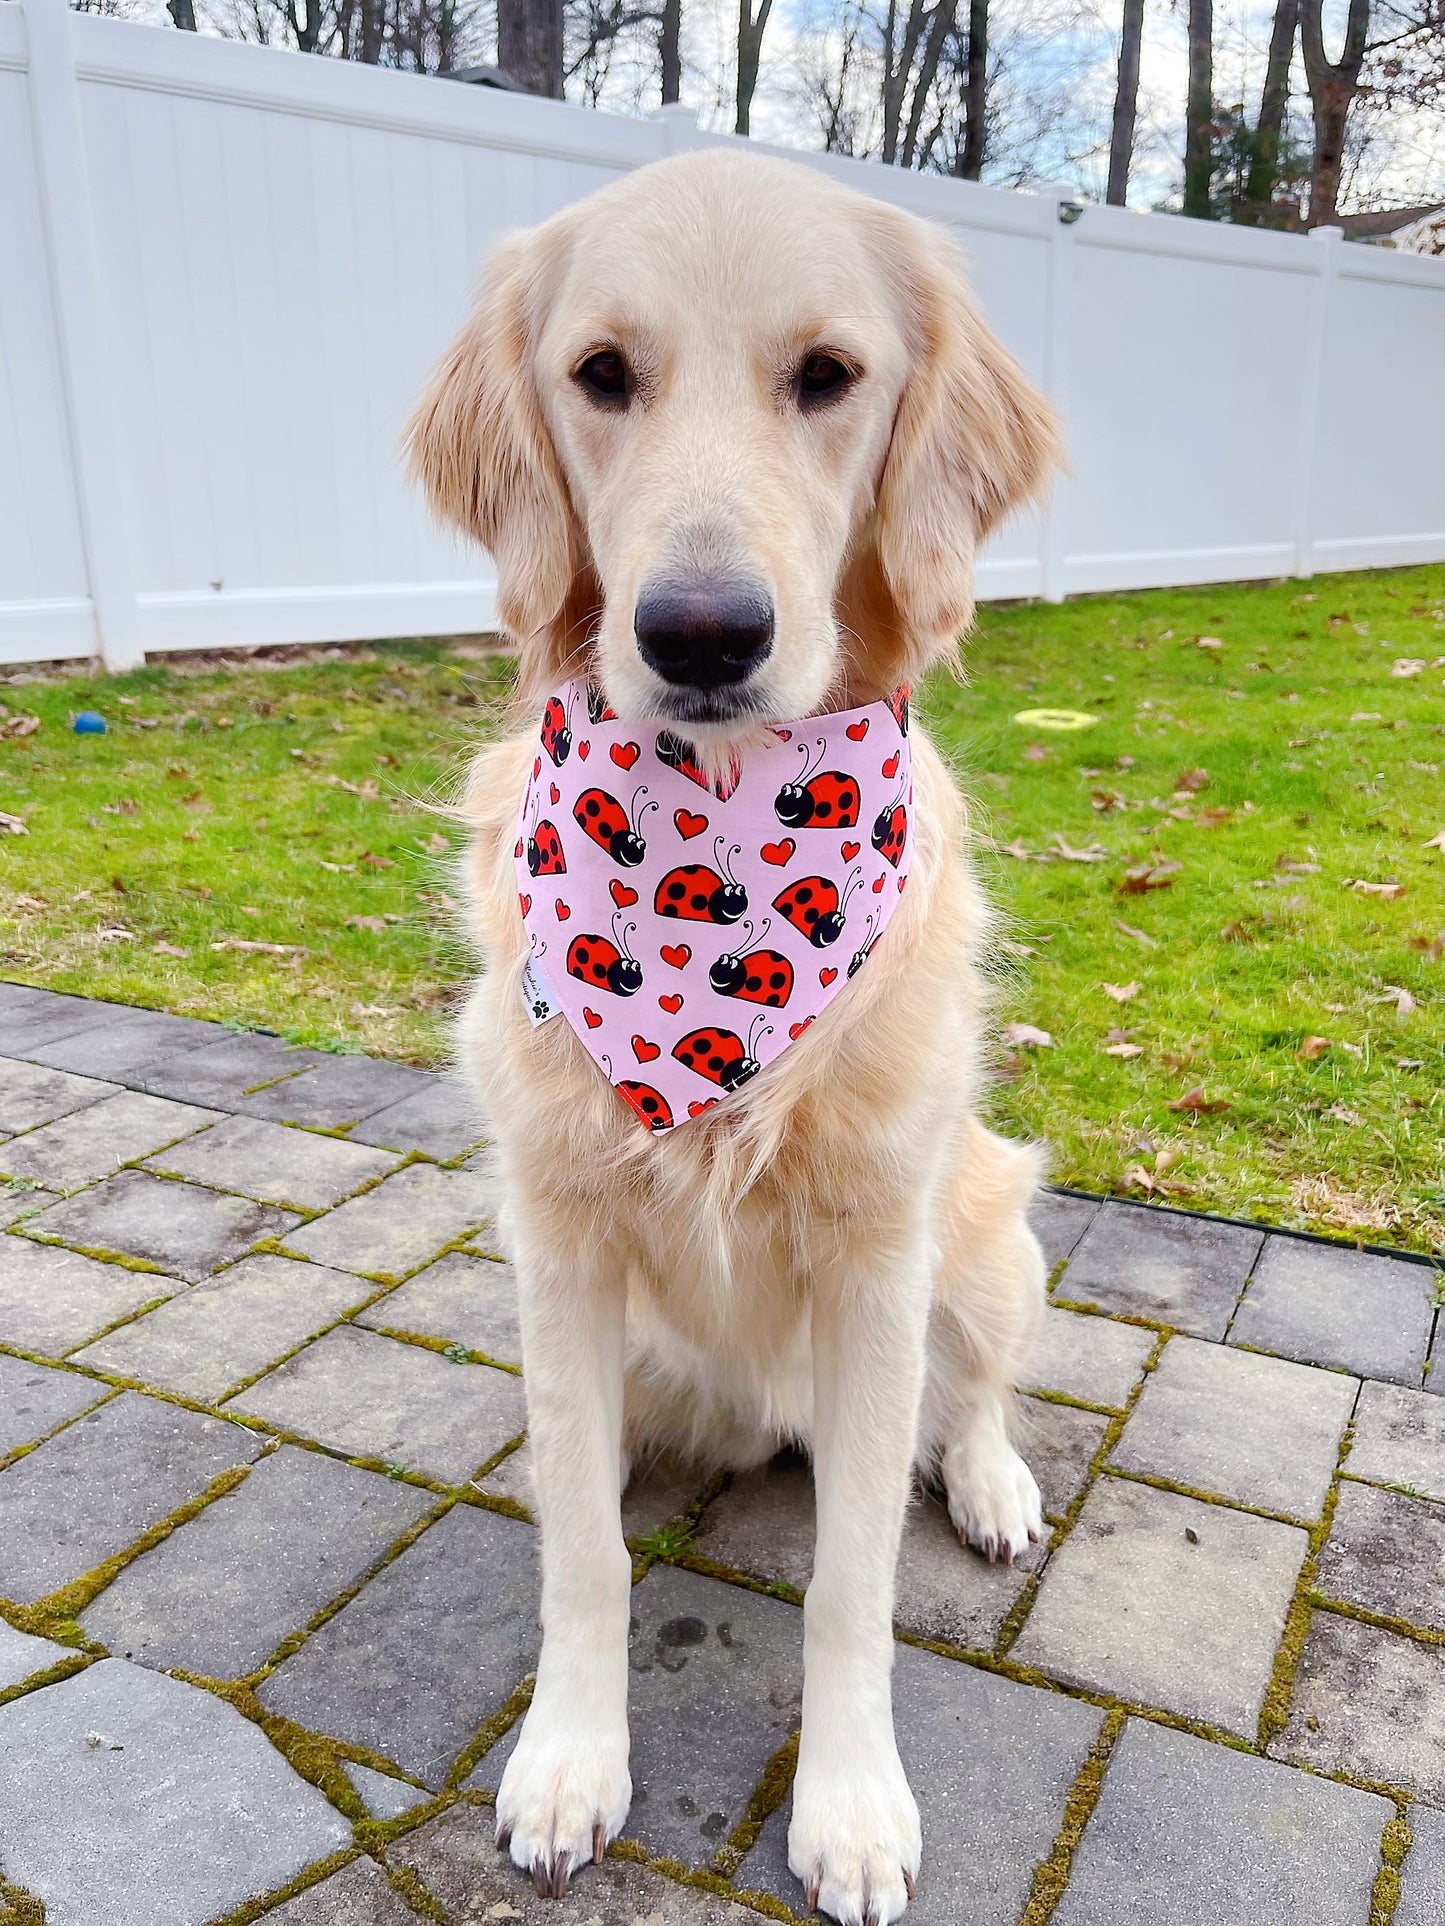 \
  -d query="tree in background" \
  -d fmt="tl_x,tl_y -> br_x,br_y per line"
1236,0 -> 1299,220
1182,0 -> 1214,215
736,0 -> 774,131
1105,0 -> 1142,202
956,0 -> 988,176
